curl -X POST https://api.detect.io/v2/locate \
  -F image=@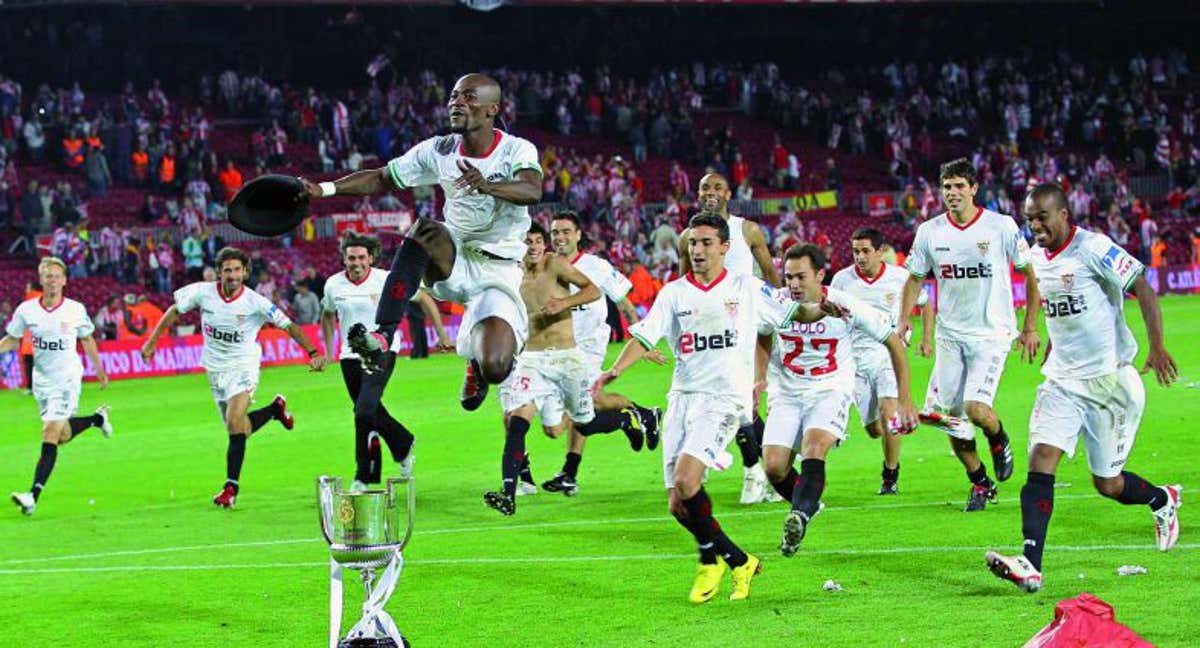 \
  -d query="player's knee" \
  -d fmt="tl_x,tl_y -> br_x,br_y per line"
1092,475 -> 1123,498
762,453 -> 790,483
479,356 -> 513,385
672,474 -> 701,497
964,402 -> 991,424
